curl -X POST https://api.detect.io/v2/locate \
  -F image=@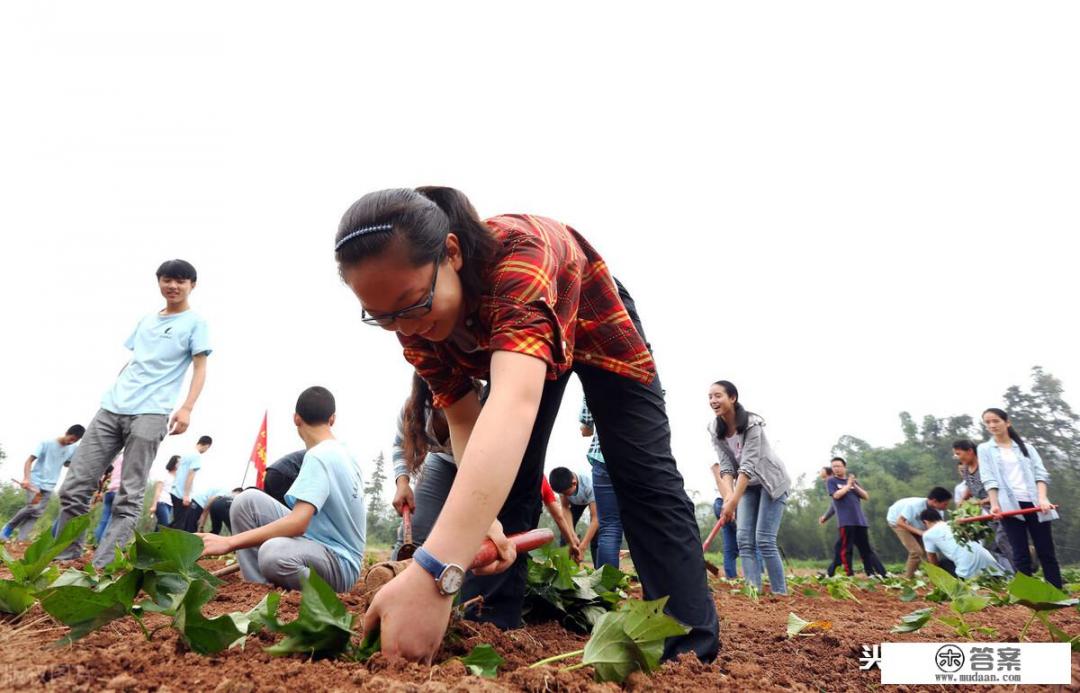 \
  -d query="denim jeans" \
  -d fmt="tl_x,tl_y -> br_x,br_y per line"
154,502 -> 172,531
713,497 -> 762,580
590,460 -> 623,569
93,491 -> 116,545
736,486 -> 788,594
